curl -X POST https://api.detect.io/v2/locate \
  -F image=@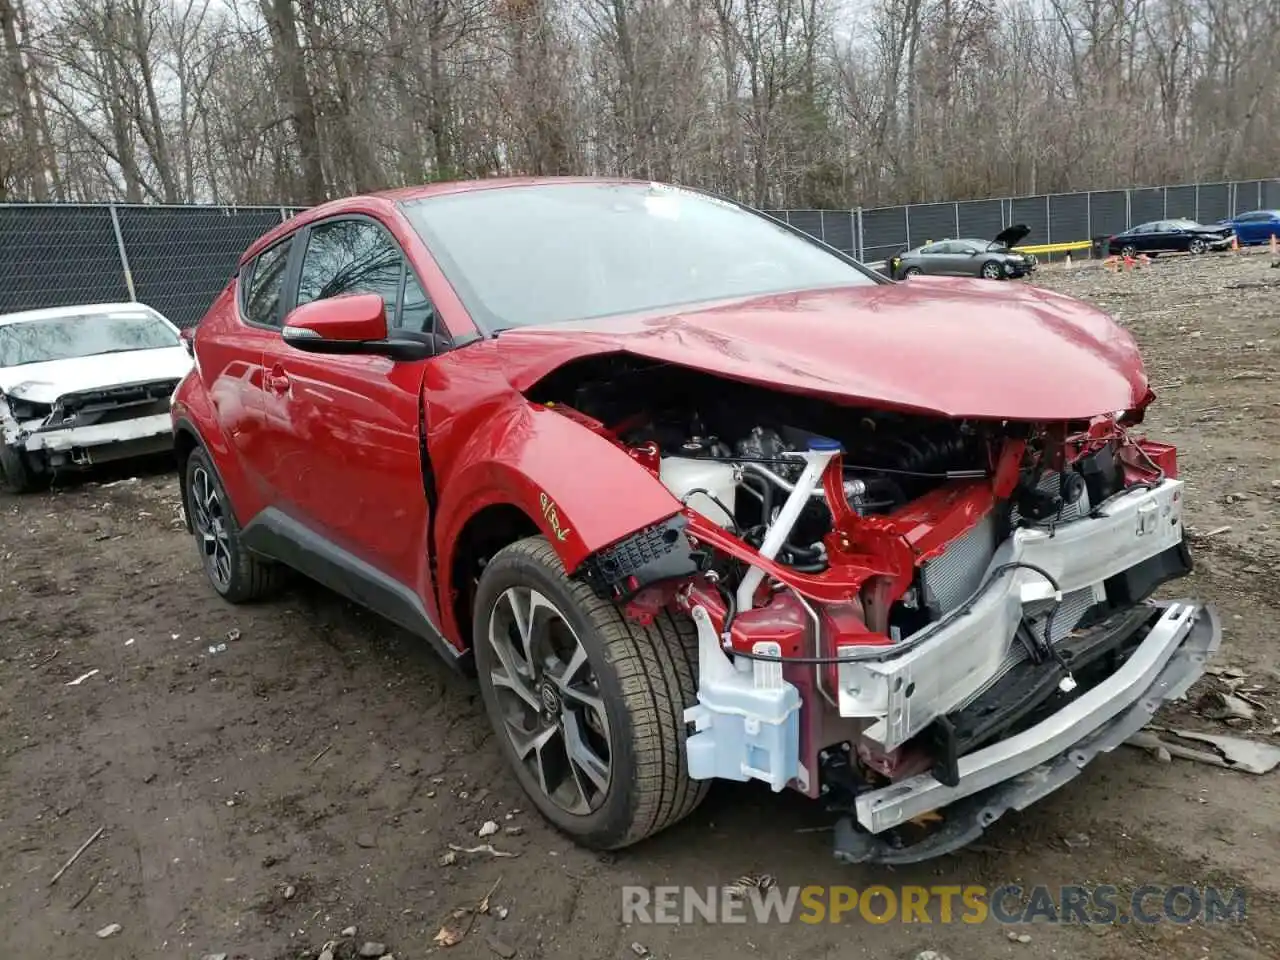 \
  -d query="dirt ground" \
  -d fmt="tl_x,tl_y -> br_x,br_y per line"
3,250 -> 1280,960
